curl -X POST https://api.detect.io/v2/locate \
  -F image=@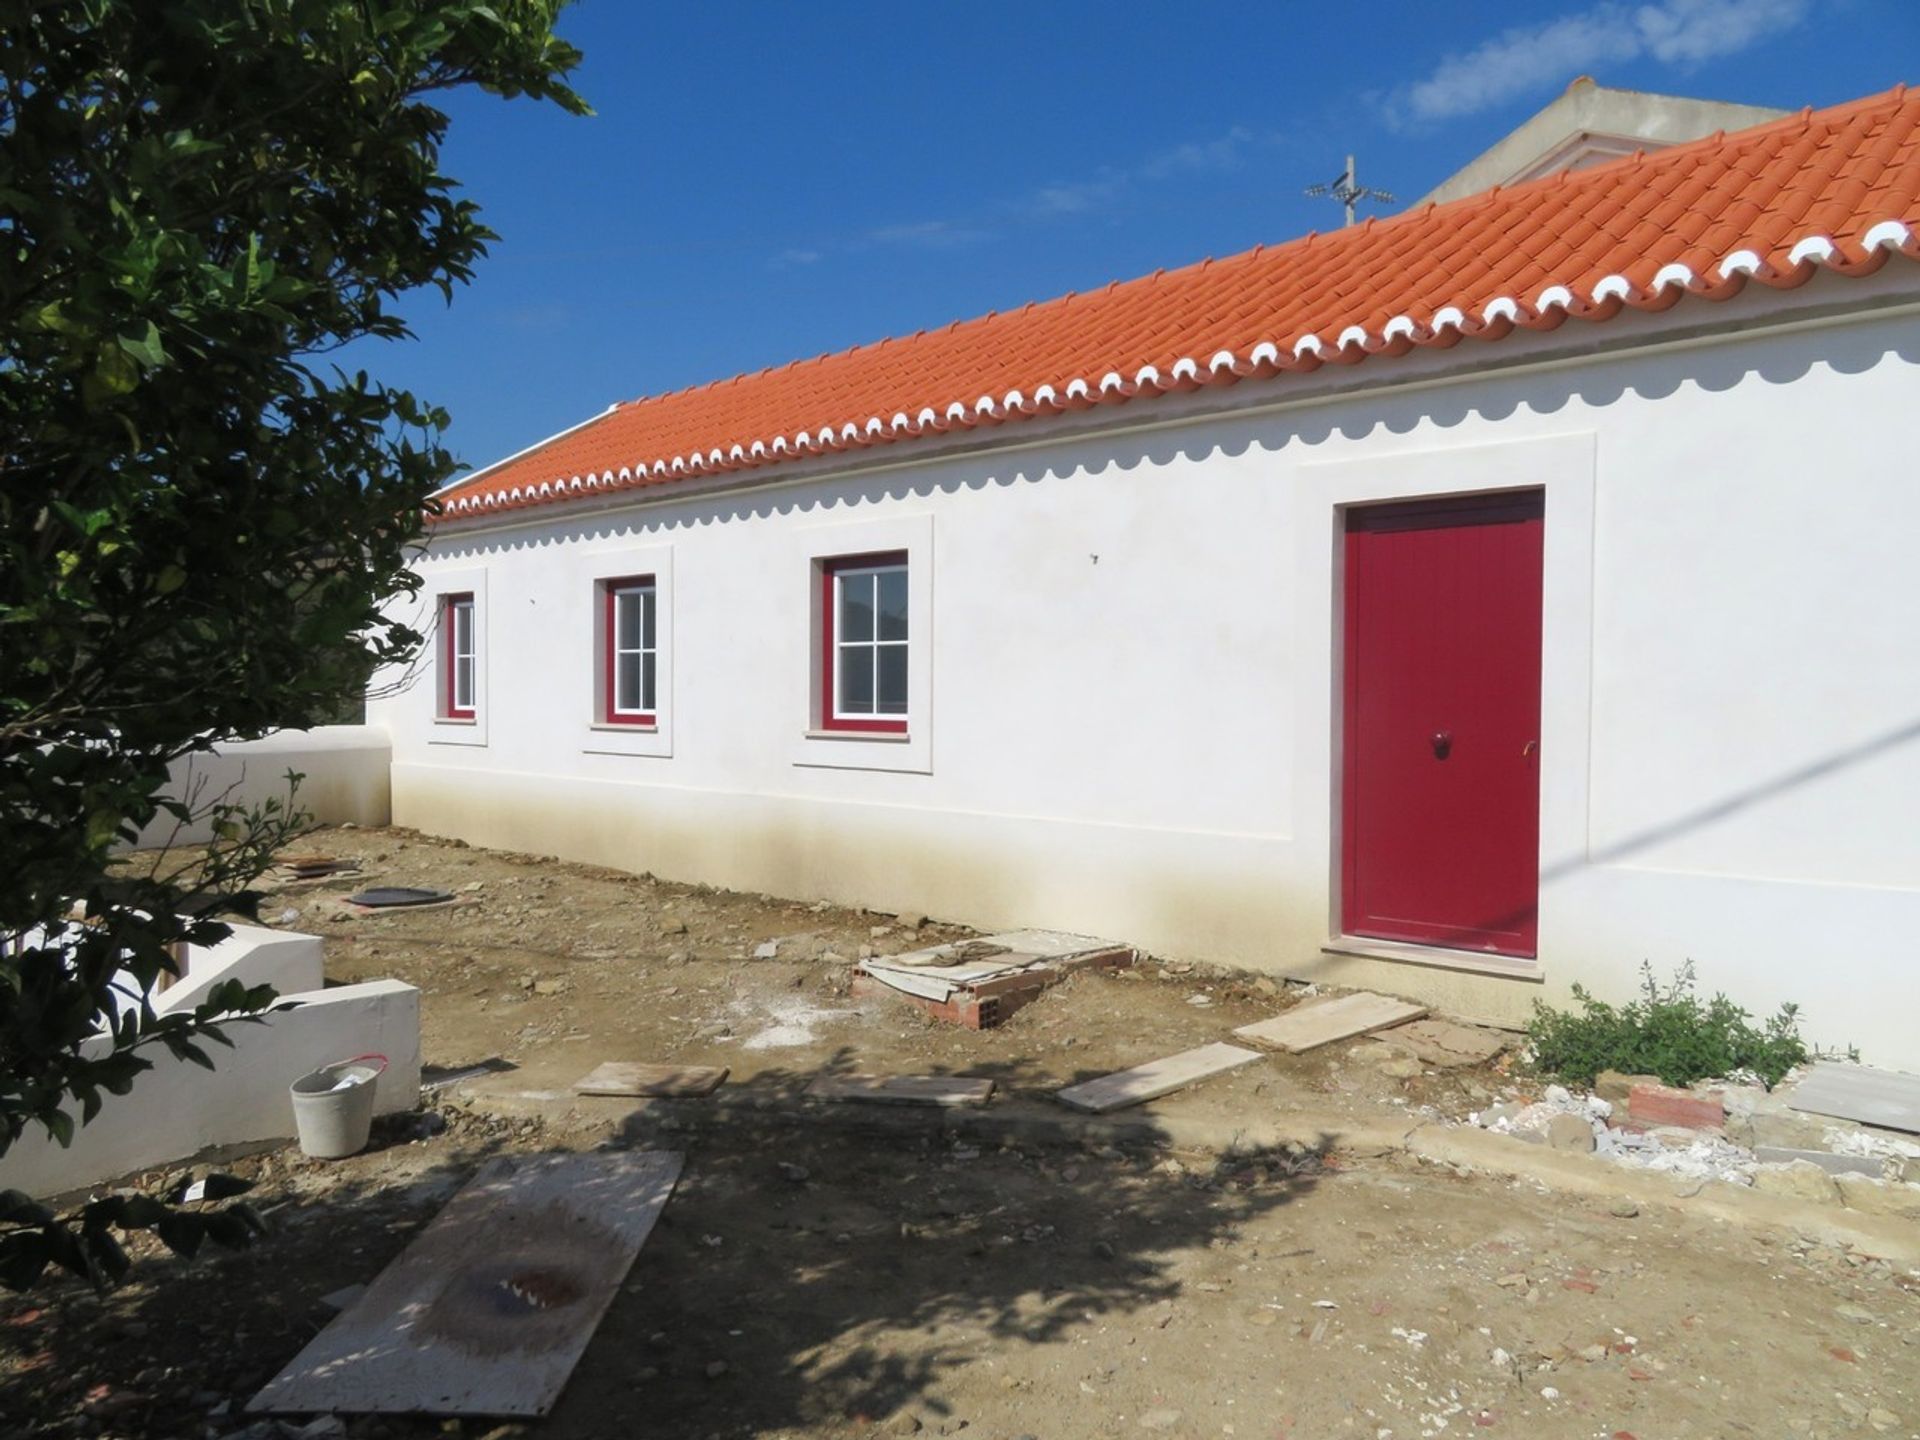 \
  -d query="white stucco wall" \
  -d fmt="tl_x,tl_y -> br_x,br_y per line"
367,273 -> 1920,1067
0,922 -> 421,1198
129,725 -> 391,851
